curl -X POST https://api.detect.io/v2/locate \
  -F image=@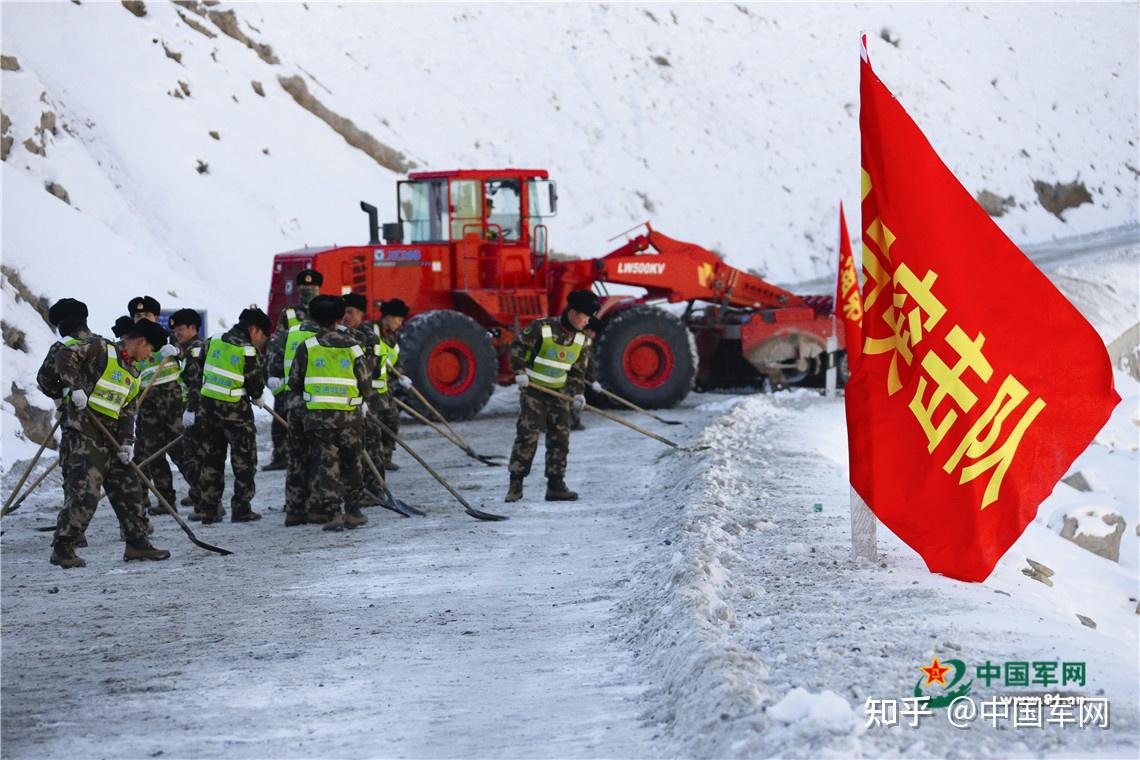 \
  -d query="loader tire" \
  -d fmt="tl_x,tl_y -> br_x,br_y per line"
399,310 -> 497,421
594,305 -> 695,409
